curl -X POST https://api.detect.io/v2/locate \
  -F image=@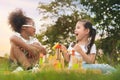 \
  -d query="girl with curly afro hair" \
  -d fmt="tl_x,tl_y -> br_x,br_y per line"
8,9 -> 46,71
